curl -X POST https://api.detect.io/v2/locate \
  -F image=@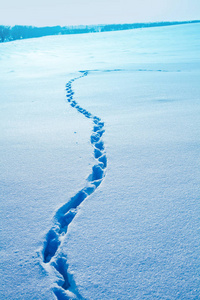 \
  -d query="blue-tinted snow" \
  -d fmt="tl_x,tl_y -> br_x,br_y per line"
0,23 -> 200,299
67,70 -> 200,299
